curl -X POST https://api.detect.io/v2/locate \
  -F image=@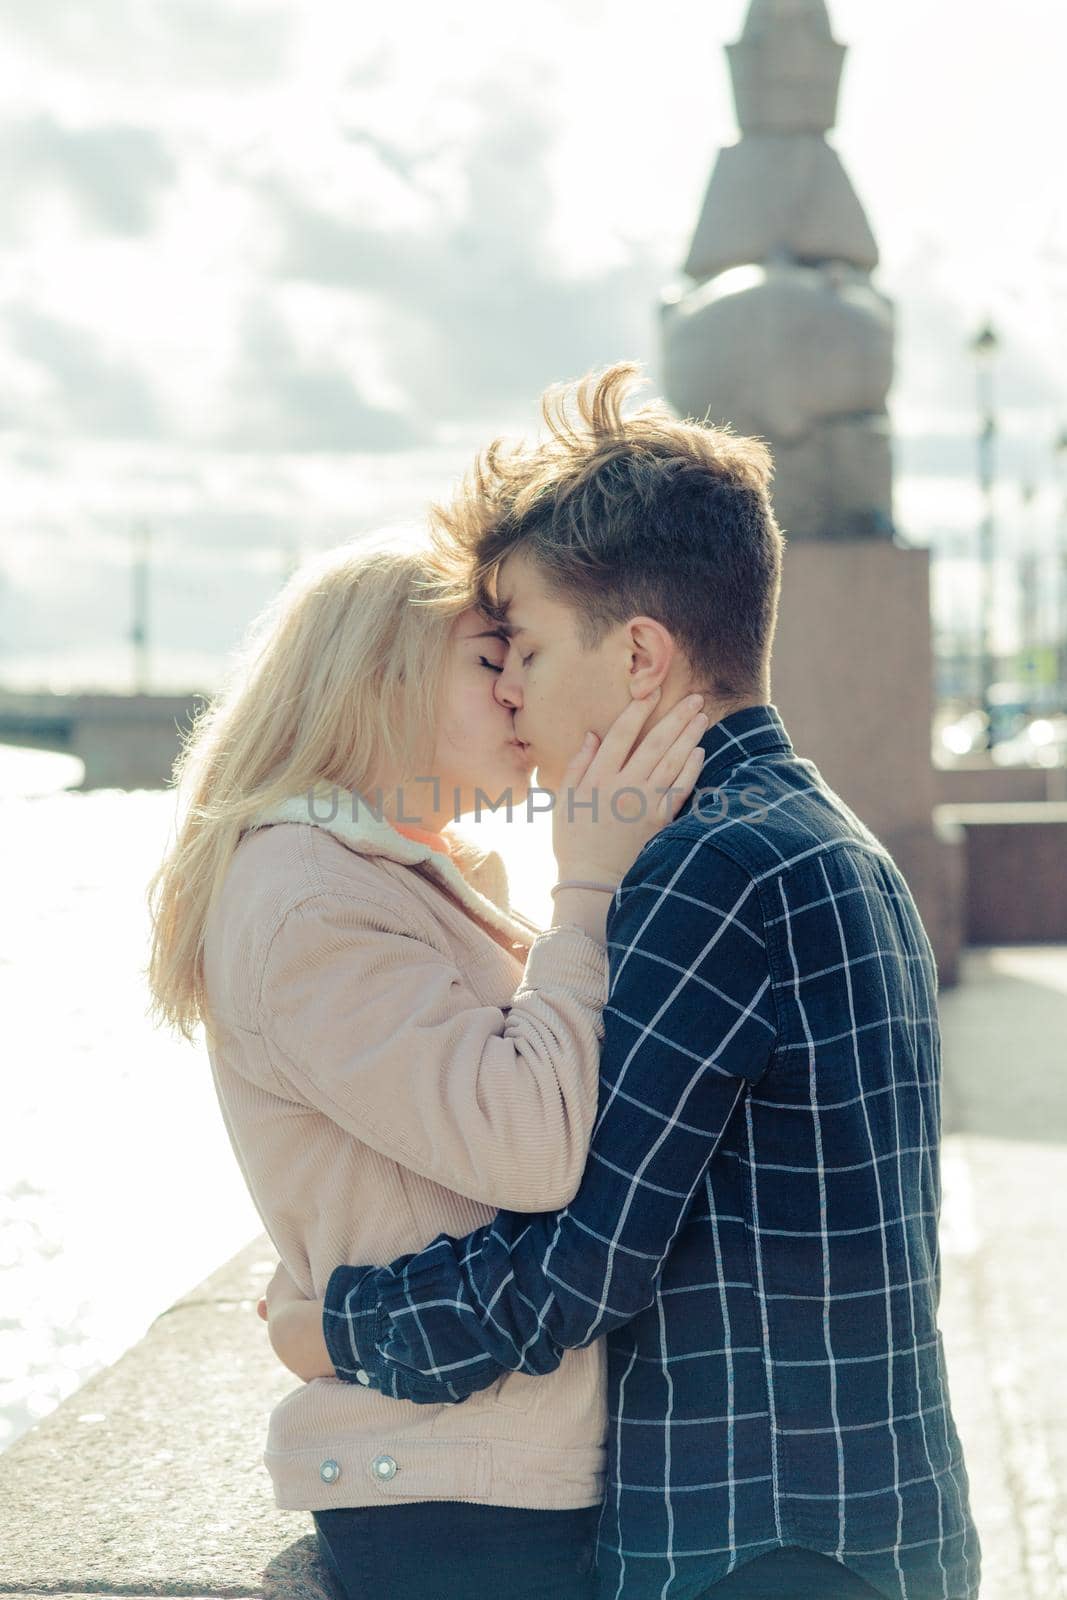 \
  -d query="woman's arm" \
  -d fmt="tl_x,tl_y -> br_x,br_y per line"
259,898 -> 608,1211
